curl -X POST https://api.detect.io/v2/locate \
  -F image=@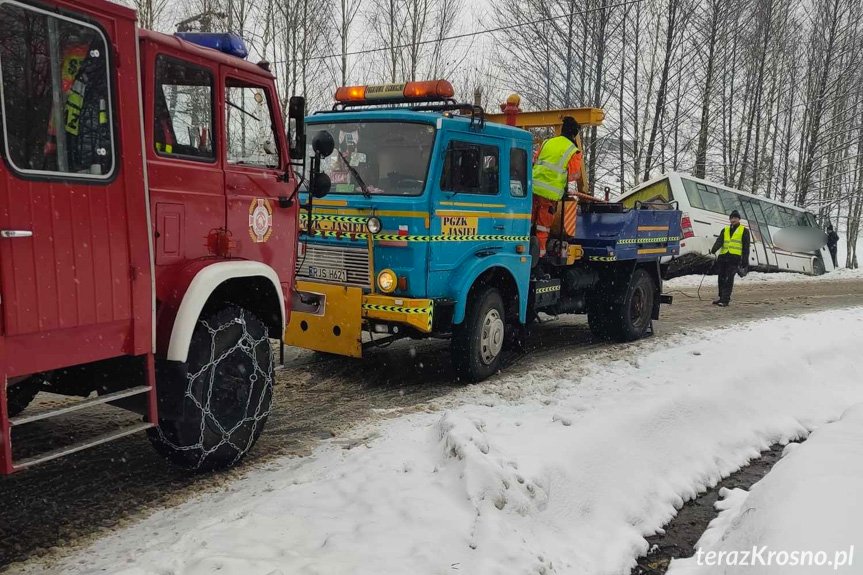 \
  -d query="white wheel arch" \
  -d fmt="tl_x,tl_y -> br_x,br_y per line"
166,261 -> 285,363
